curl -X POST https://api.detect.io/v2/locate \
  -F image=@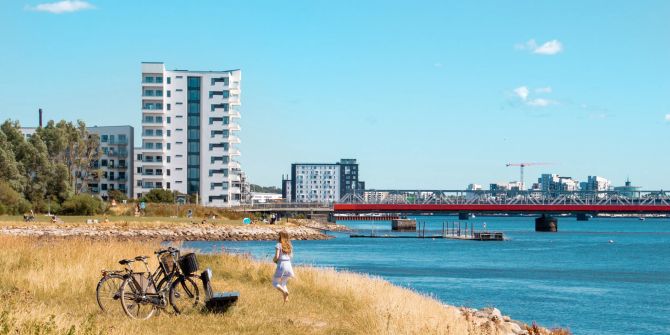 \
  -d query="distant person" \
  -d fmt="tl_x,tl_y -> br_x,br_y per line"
273,231 -> 295,303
